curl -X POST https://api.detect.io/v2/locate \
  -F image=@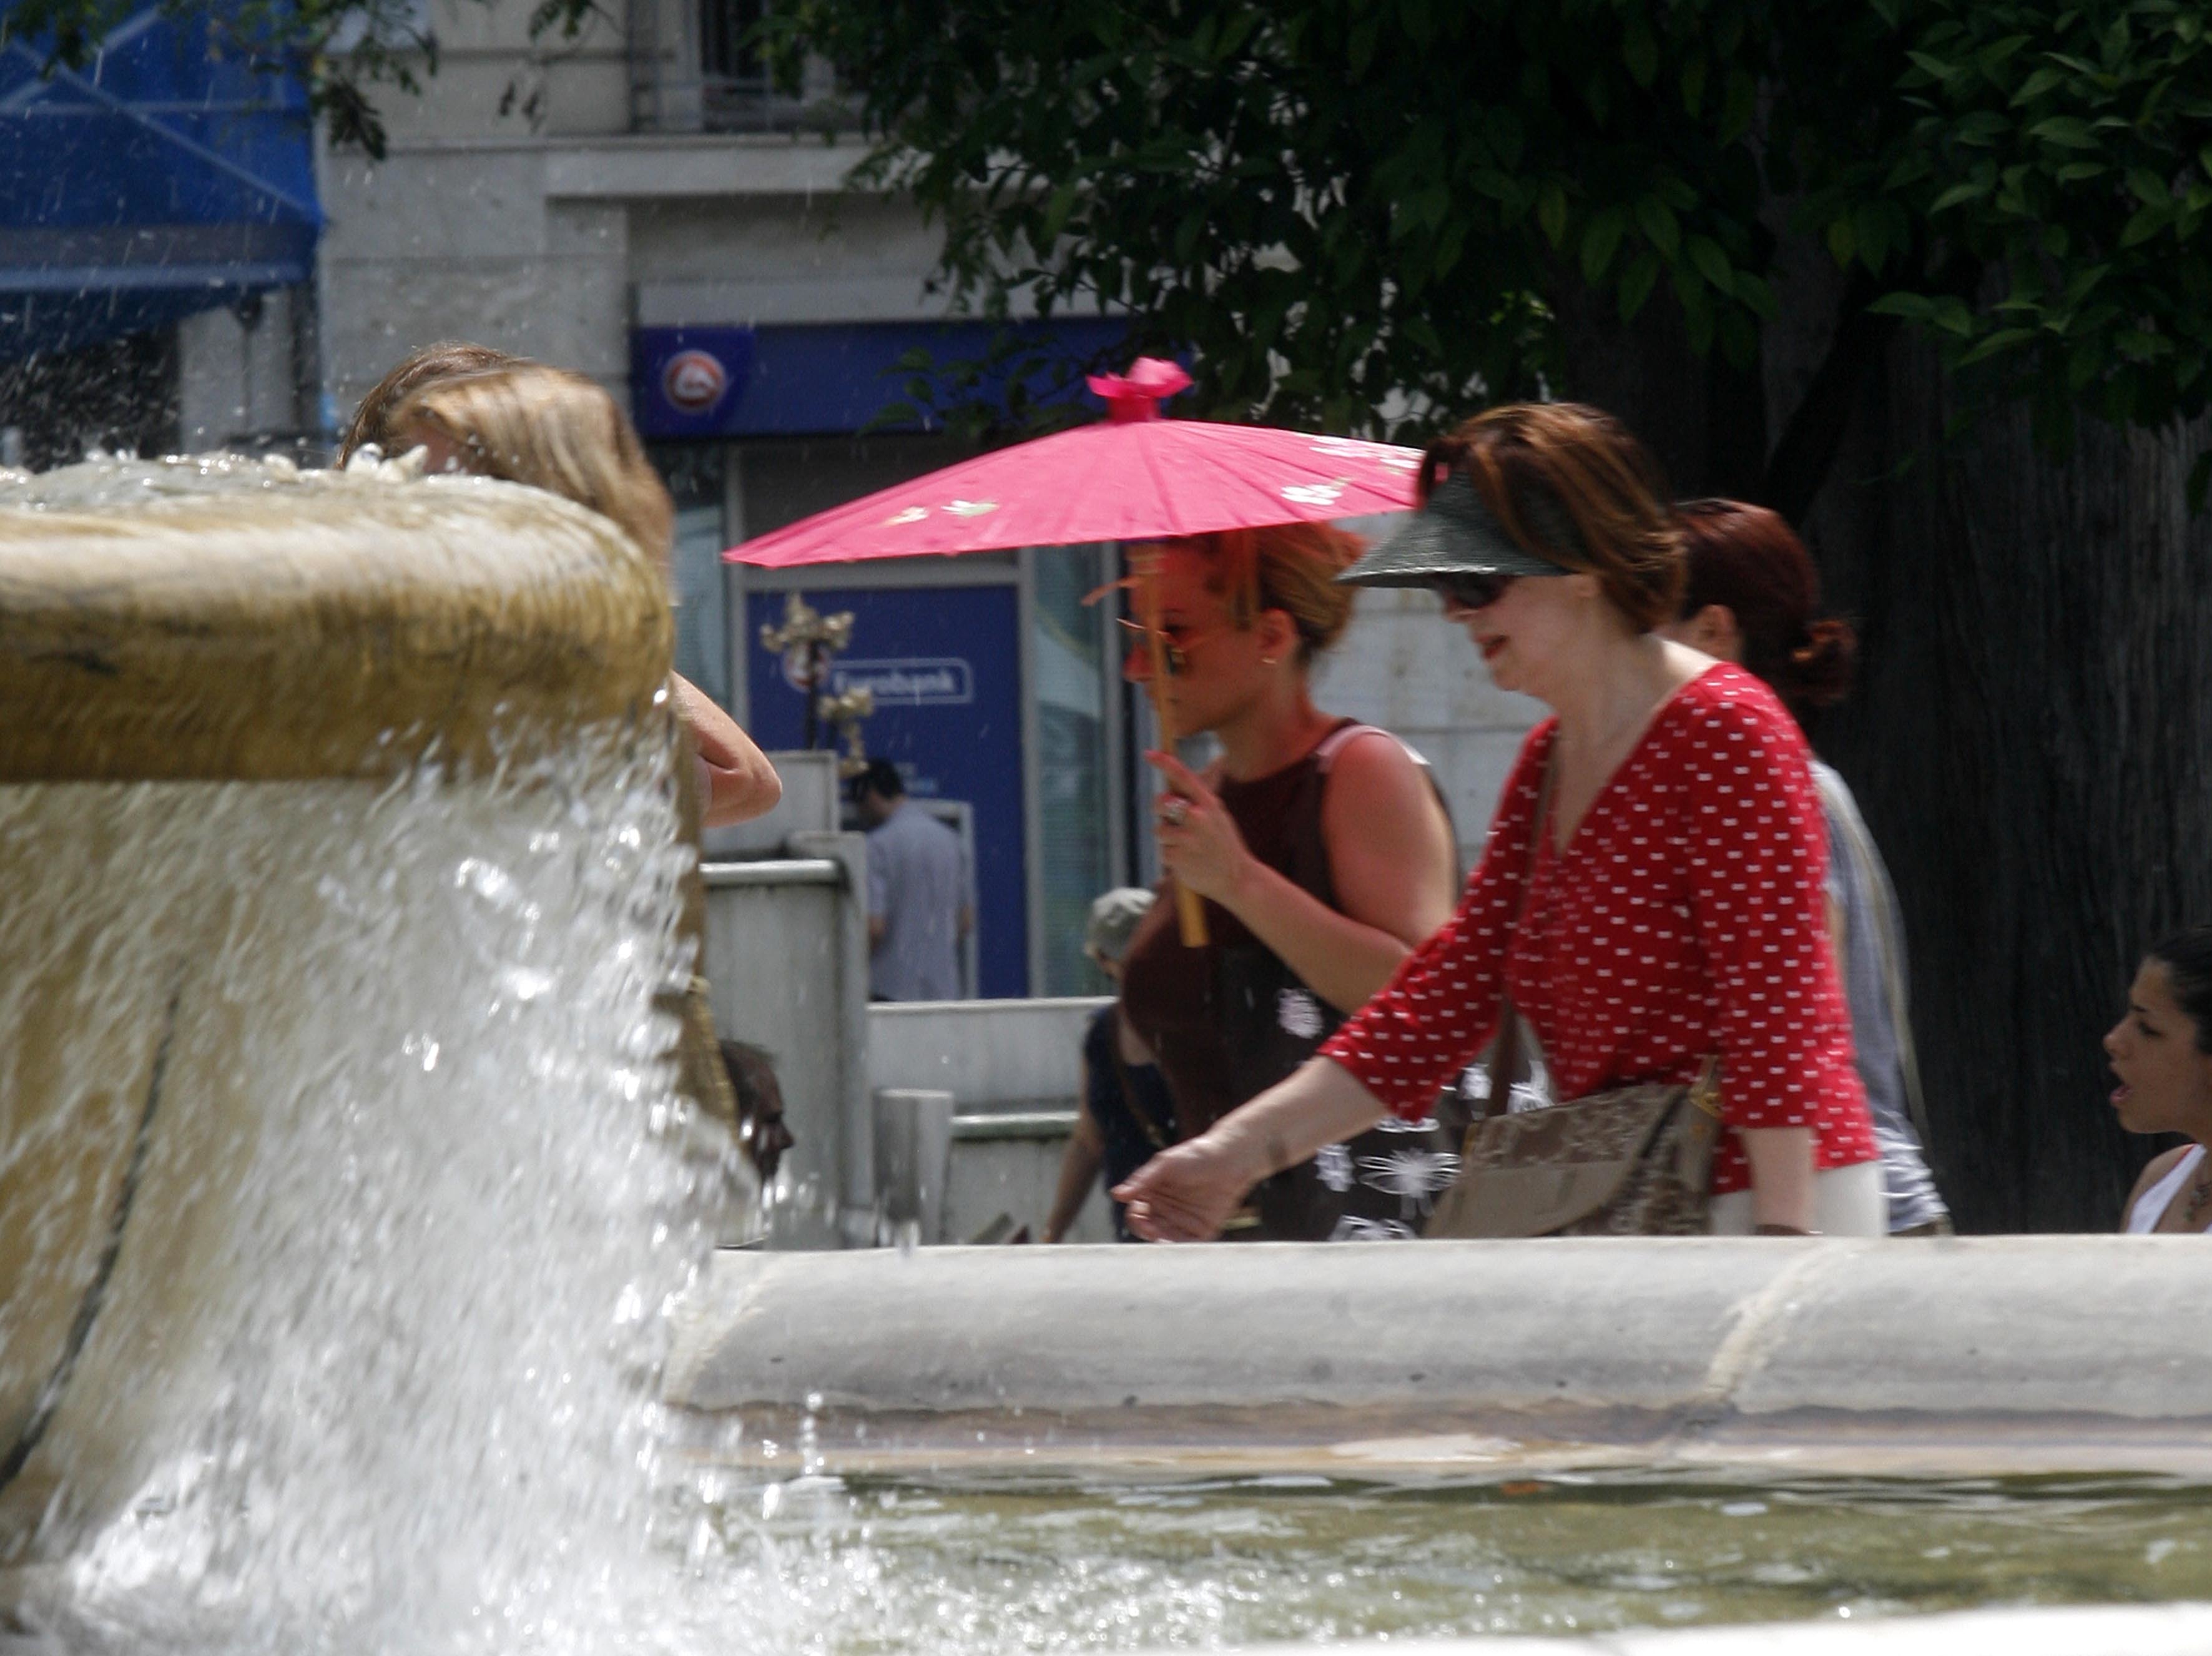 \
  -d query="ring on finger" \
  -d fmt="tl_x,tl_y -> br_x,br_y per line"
1161,798 -> 1189,827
